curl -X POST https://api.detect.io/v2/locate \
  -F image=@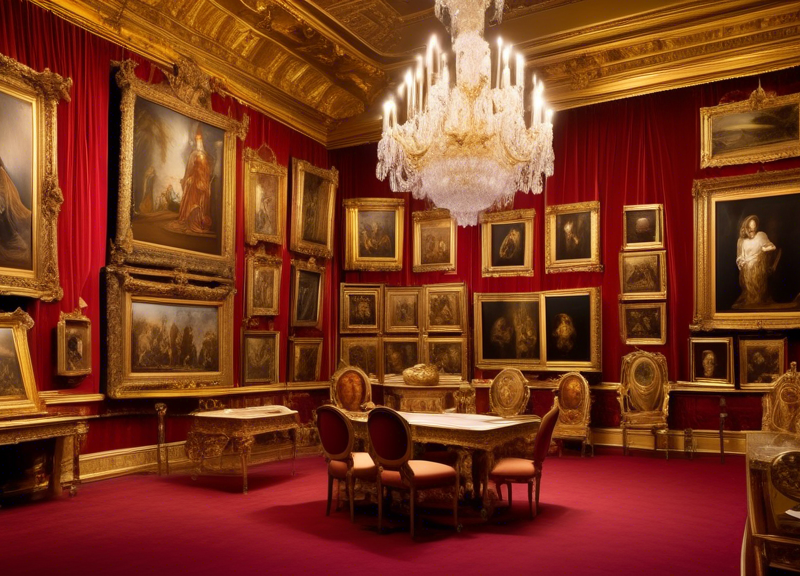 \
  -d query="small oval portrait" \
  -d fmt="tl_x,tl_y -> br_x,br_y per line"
560,376 -> 584,410
335,369 -> 367,412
